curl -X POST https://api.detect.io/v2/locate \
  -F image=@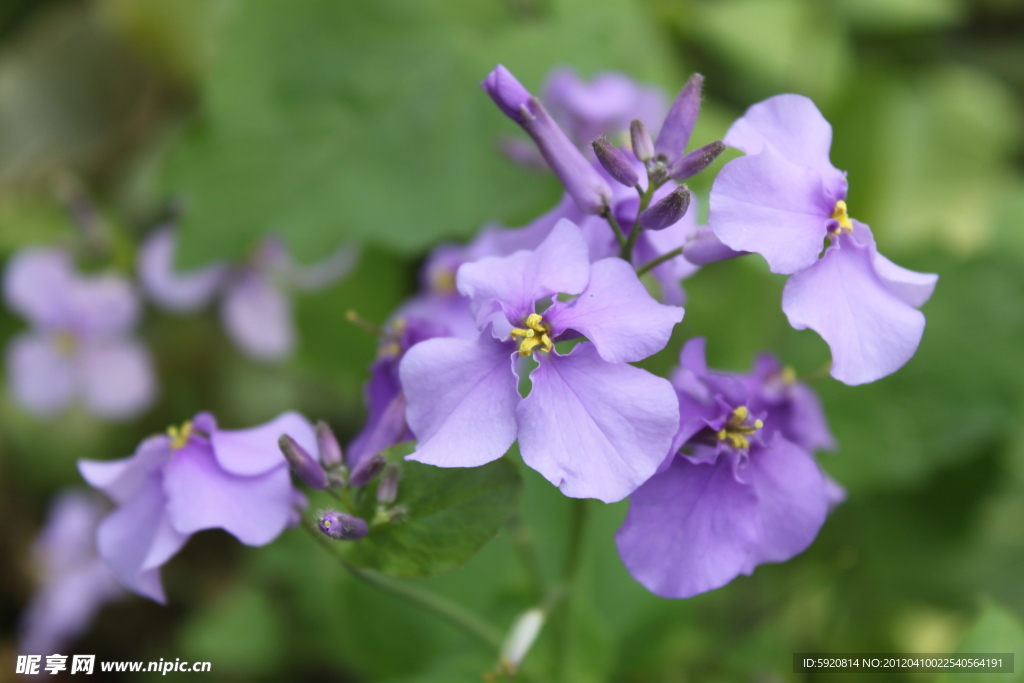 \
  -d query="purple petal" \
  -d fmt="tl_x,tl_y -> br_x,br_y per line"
680,226 -> 746,266
65,273 -> 141,340
481,64 -> 532,124
221,273 -> 296,362
400,333 -> 520,467
457,219 -> 590,328
709,142 -> 837,274
782,231 -> 926,385
469,193 -> 580,259
76,340 -> 157,420
94,473 -> 187,603
137,227 -> 226,312
724,94 -> 844,188
516,344 -> 678,503
283,245 -> 360,292
635,195 -> 703,305
211,411 -> 316,477
616,434 -> 828,598
79,435 -> 171,504
852,222 -> 937,307
163,440 -> 294,546
5,333 -> 75,417
545,258 -> 683,363
3,247 -> 74,329
655,74 -> 703,163
543,67 -> 666,144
